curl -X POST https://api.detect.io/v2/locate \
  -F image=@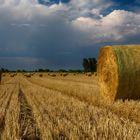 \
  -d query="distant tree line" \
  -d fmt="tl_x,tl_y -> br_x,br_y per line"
0,68 -> 9,72
82,58 -> 97,72
35,69 -> 51,72
0,57 -> 97,73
